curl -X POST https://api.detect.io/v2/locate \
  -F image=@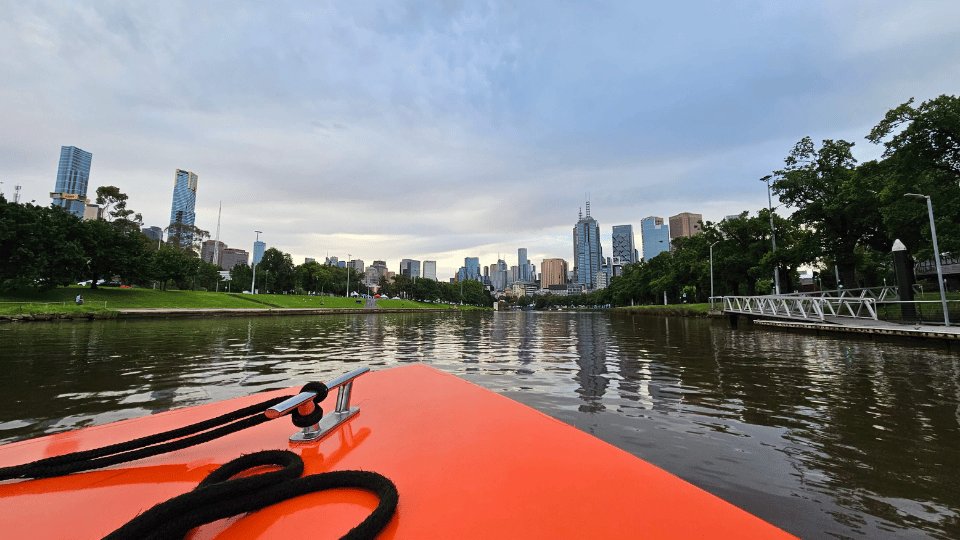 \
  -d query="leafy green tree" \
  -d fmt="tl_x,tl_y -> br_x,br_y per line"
772,137 -> 887,288
165,222 -> 210,255
230,263 -> 253,292
868,95 -> 960,257
96,186 -> 143,234
0,198 -> 86,291
153,245 -> 194,290
258,248 -> 296,293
